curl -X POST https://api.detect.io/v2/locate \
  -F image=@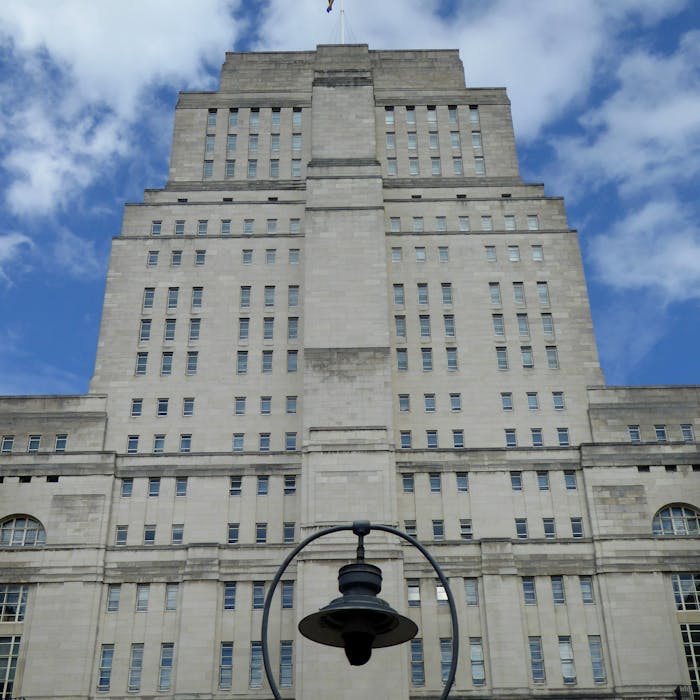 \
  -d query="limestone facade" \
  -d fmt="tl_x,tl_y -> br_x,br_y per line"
0,45 -> 698,700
